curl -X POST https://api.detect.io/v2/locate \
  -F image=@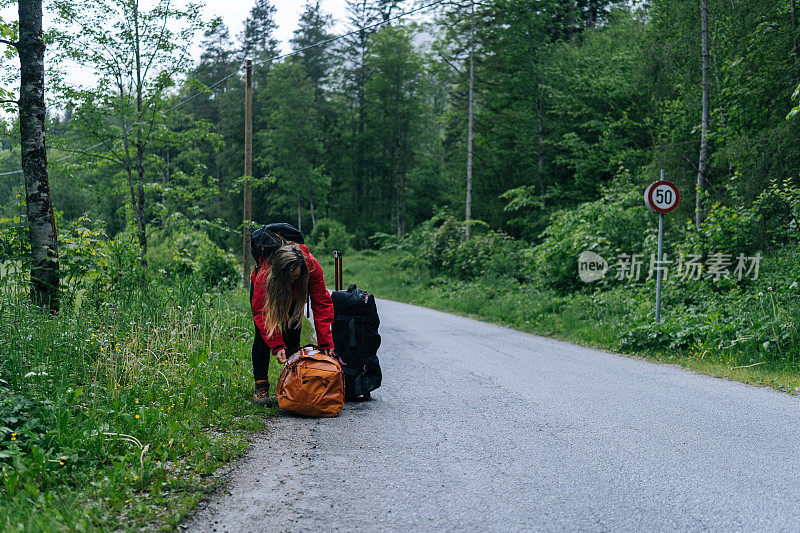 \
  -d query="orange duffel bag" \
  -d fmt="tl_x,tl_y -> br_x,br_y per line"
276,346 -> 345,417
